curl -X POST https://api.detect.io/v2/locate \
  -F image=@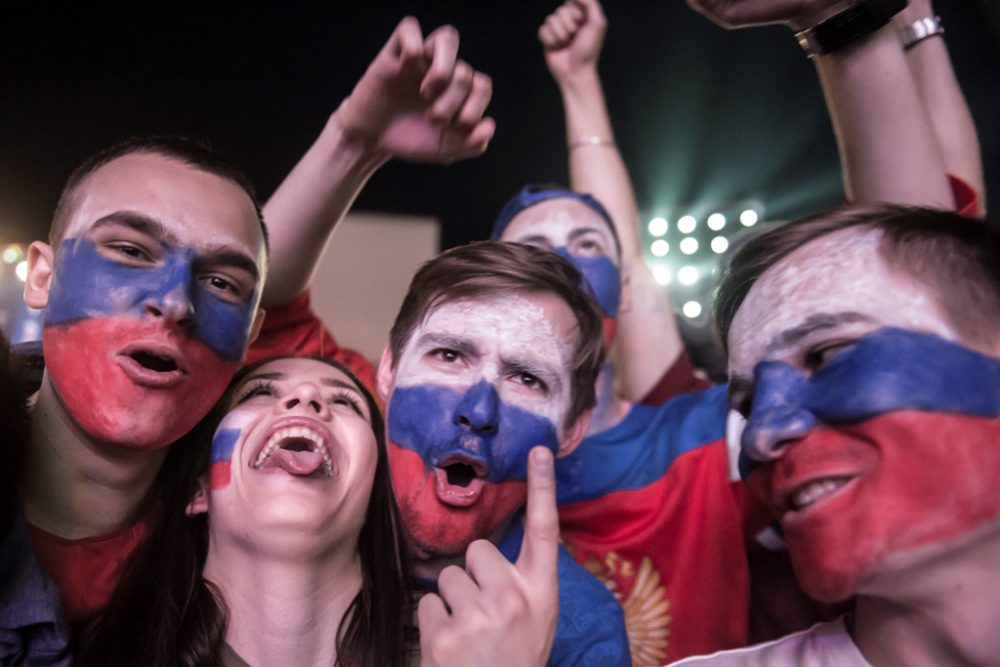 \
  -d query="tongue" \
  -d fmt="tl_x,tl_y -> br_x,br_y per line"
263,449 -> 325,476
